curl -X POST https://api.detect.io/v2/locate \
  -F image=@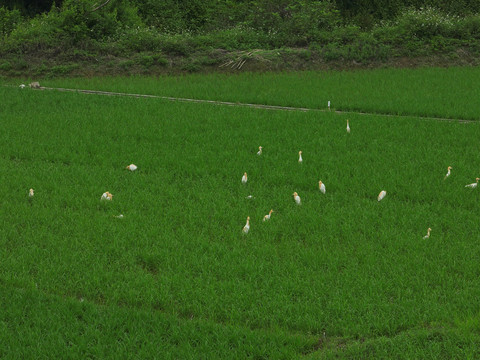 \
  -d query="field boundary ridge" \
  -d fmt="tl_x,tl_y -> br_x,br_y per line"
8,85 -> 477,123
